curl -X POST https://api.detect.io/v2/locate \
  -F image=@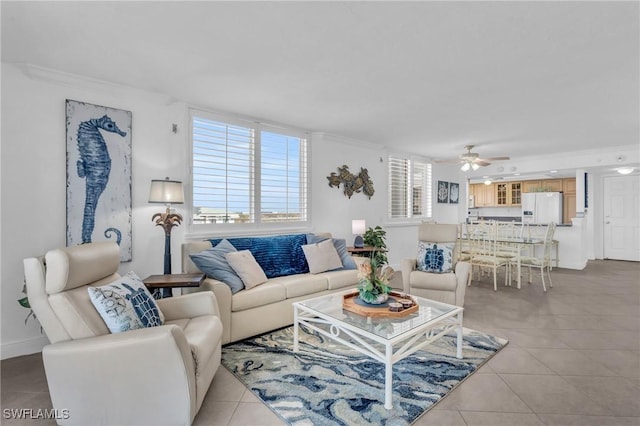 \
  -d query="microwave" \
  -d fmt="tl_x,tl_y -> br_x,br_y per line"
468,195 -> 475,208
